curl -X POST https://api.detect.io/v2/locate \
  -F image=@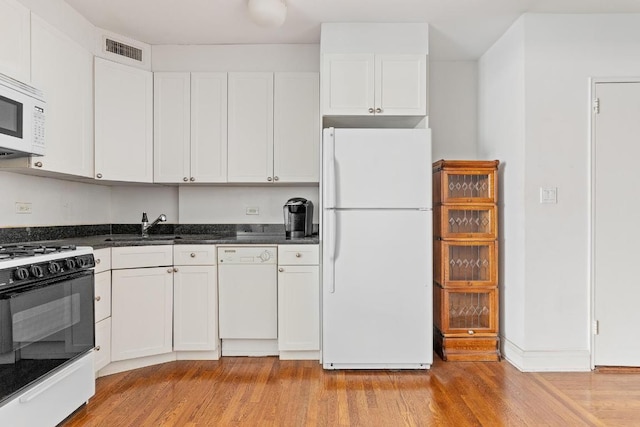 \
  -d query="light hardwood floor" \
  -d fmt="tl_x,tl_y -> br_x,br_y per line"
63,356 -> 640,426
